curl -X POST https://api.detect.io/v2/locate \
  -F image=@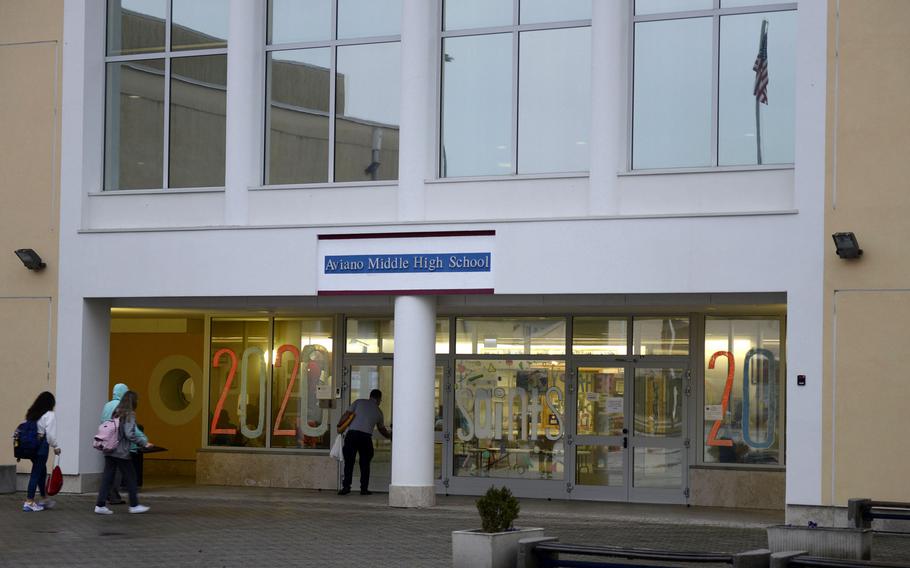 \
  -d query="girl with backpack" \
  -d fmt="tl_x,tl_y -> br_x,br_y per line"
93,390 -> 153,515
22,391 -> 61,512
